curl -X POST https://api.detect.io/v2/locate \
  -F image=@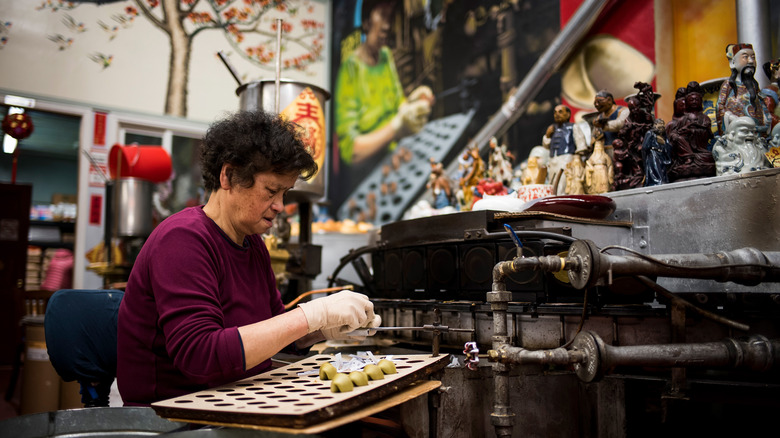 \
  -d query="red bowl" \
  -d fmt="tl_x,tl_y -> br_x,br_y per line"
522,195 -> 616,220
